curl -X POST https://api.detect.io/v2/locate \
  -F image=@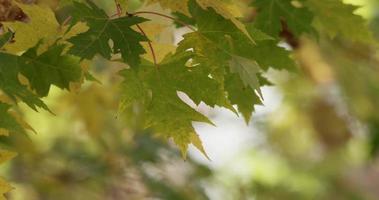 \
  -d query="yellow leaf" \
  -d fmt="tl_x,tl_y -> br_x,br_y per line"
134,21 -> 167,39
146,0 -> 190,15
61,22 -> 89,42
142,42 -> 176,63
3,3 -> 60,54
